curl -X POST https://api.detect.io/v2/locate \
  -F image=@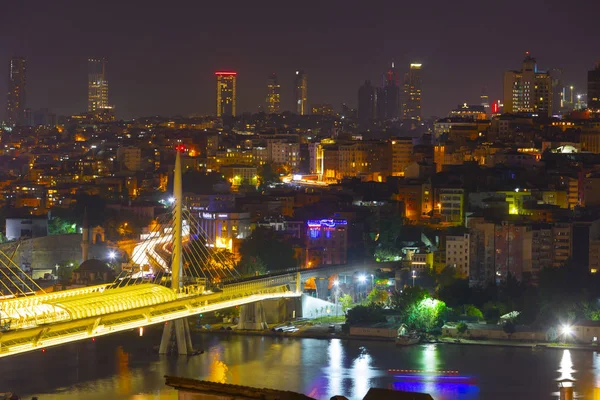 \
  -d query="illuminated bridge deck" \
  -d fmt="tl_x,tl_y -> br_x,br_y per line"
0,274 -> 300,358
